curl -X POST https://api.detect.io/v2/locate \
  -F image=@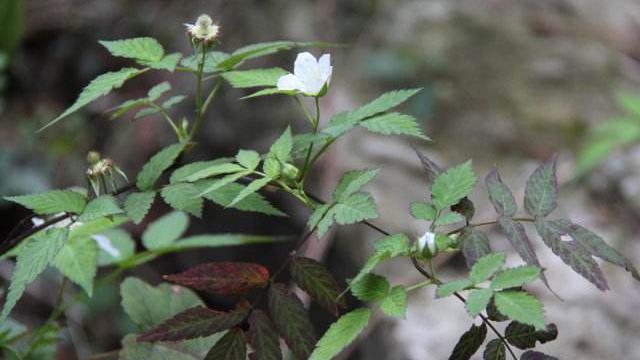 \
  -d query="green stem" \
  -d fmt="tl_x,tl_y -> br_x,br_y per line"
148,102 -> 182,140
189,44 -> 208,139
201,80 -> 222,116
293,96 -> 317,128
299,98 -> 321,181
406,279 -> 432,292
